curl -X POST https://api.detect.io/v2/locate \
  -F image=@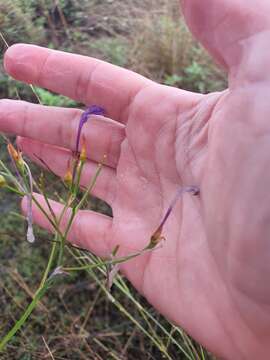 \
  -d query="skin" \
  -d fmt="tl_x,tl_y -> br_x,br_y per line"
1,0 -> 270,358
